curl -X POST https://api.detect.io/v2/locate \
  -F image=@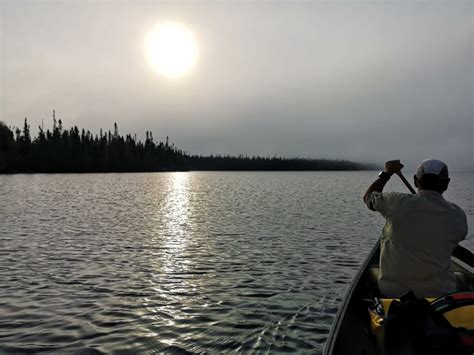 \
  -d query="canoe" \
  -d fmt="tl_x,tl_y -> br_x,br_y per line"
323,242 -> 474,355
